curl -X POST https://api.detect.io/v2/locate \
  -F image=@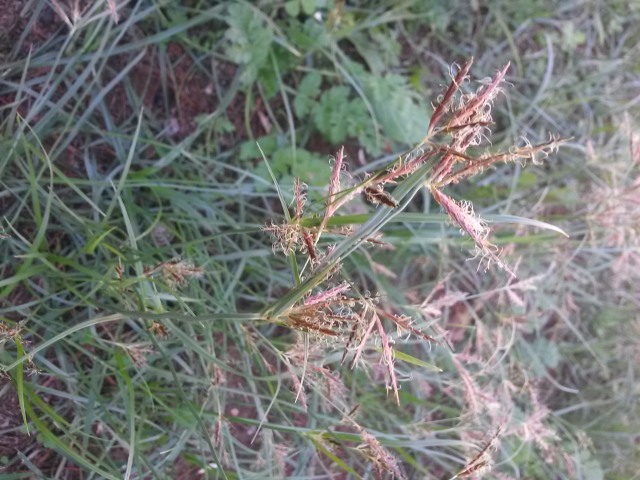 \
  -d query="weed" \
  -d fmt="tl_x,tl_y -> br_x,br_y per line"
0,1 -> 638,478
